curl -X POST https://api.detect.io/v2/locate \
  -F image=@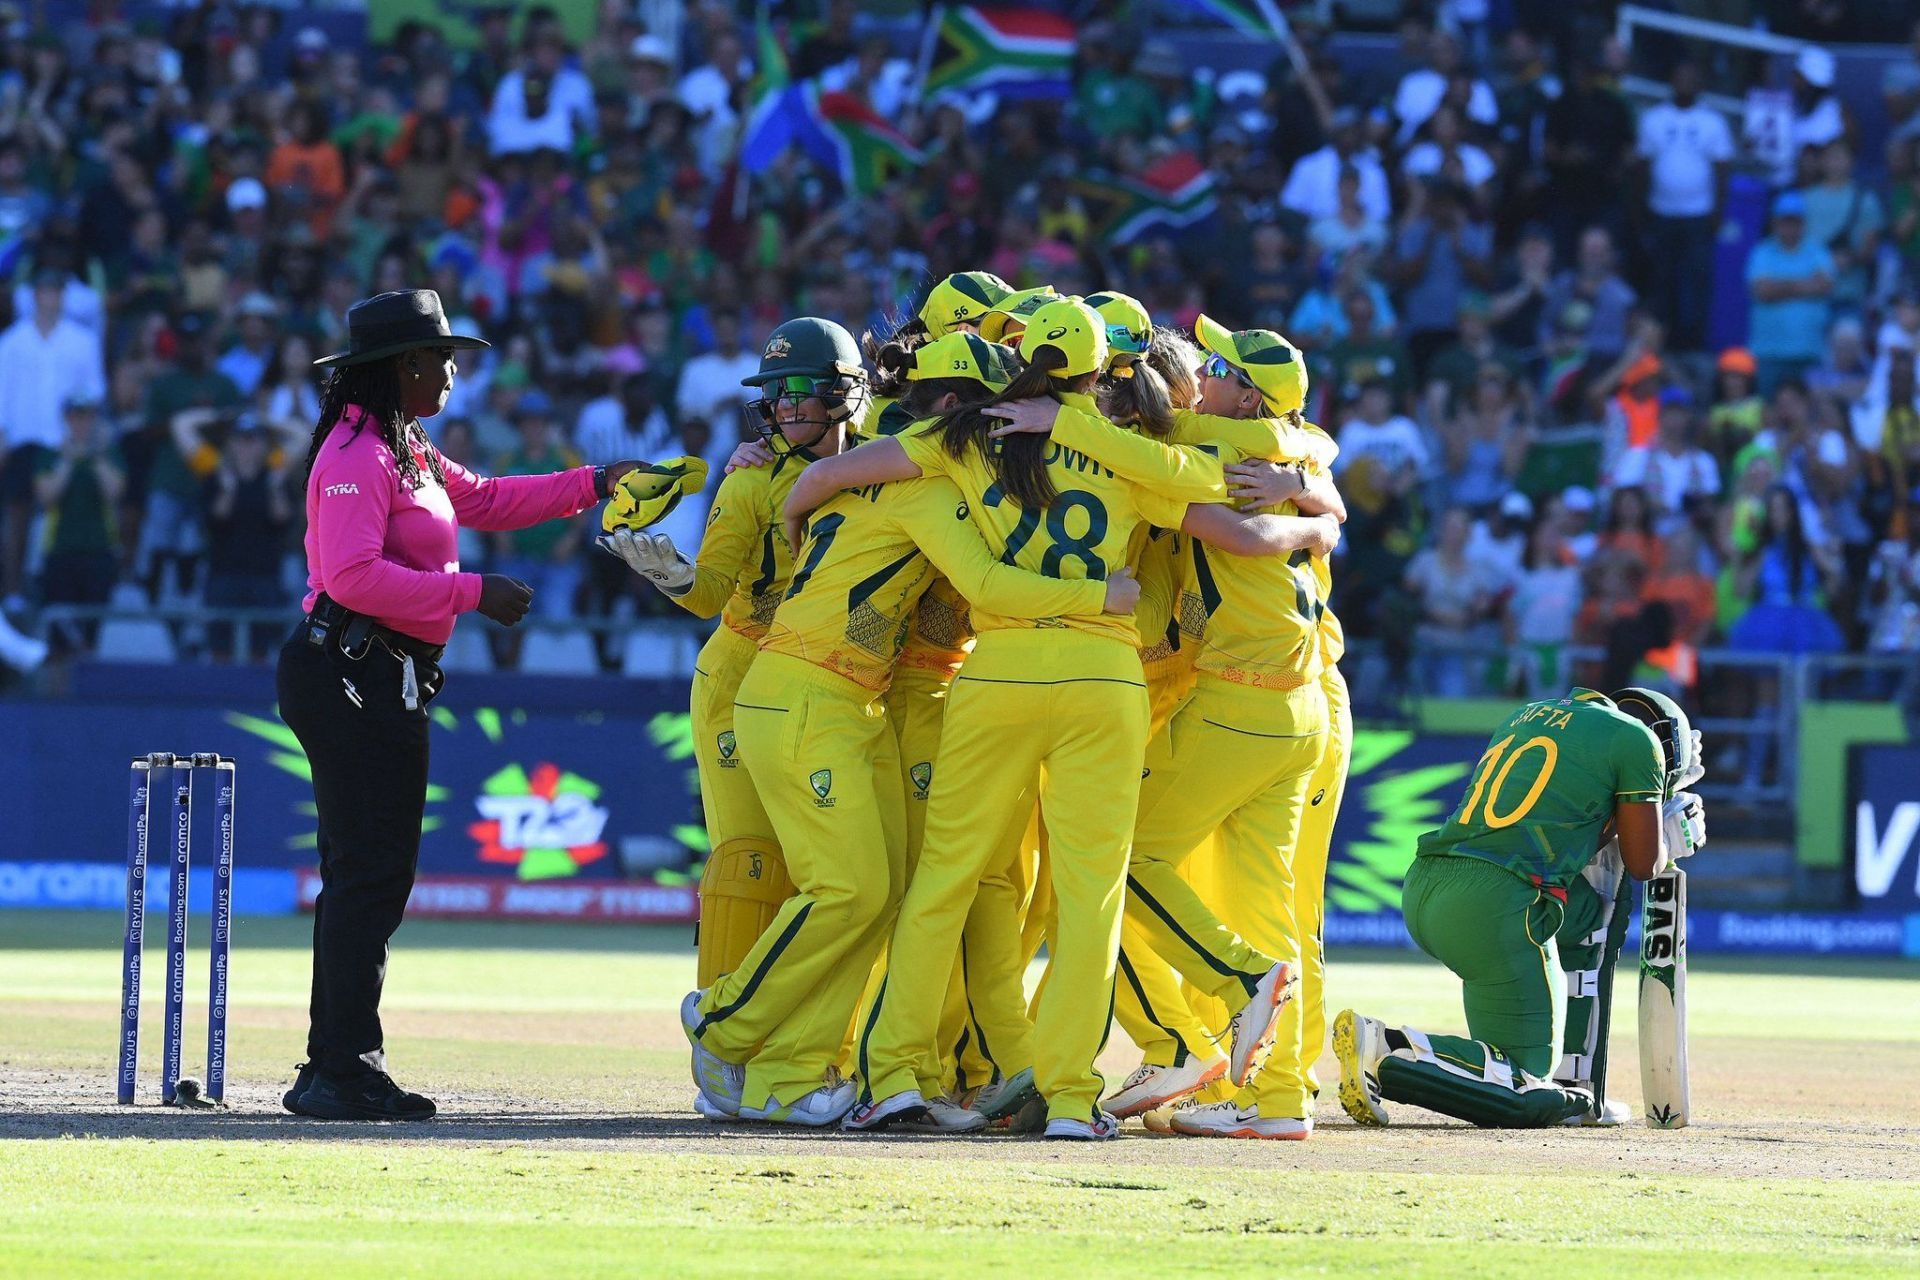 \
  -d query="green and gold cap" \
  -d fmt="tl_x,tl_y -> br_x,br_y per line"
1194,313 -> 1308,415
979,285 -> 1061,343
907,332 -> 1021,392
1019,297 -> 1108,380
1085,290 -> 1153,364
918,271 -> 1014,339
